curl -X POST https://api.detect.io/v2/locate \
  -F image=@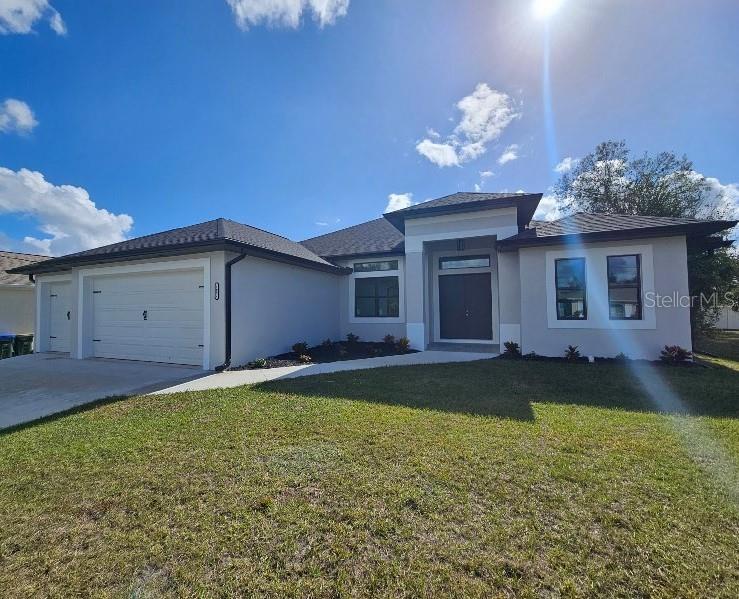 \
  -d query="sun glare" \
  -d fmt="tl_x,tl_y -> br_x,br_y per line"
532,0 -> 565,19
